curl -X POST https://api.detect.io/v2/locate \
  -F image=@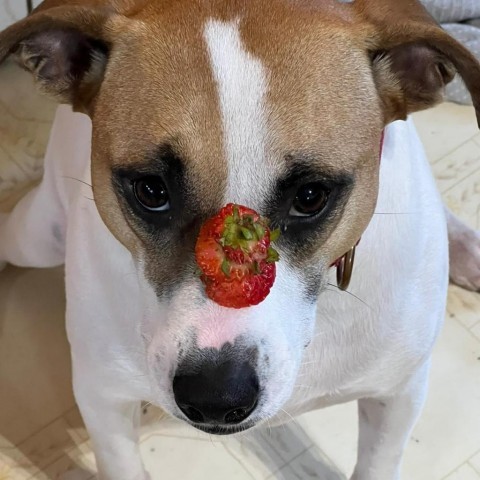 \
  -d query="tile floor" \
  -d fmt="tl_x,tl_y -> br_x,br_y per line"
0,61 -> 479,480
